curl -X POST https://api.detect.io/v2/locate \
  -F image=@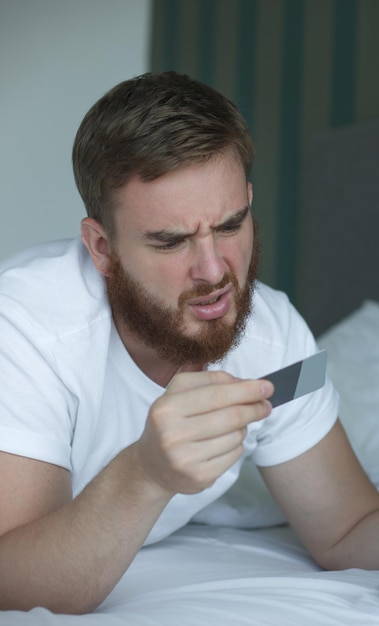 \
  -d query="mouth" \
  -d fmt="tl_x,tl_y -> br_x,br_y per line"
187,284 -> 233,321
